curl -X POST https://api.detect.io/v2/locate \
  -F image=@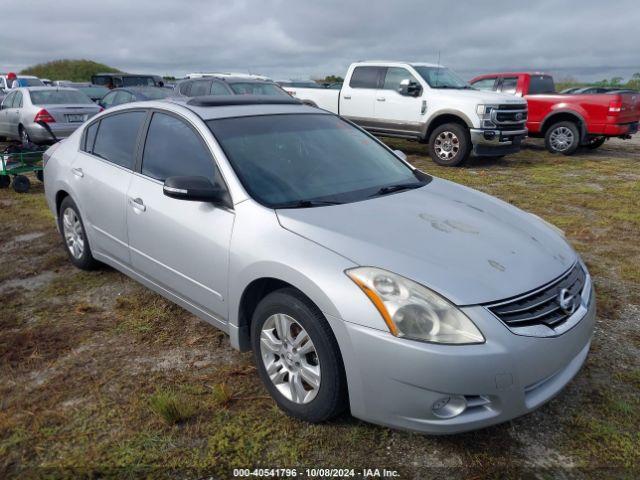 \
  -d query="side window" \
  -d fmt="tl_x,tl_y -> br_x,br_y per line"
179,82 -> 191,96
92,111 -> 146,169
349,67 -> 383,89
189,80 -> 211,97
210,81 -> 229,95
14,92 -> 23,108
101,92 -> 116,108
500,77 -> 518,95
472,78 -> 497,91
141,113 -> 218,182
382,67 -> 418,91
2,92 -> 15,109
0,78 -> 5,89
113,91 -> 134,105
83,122 -> 99,153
